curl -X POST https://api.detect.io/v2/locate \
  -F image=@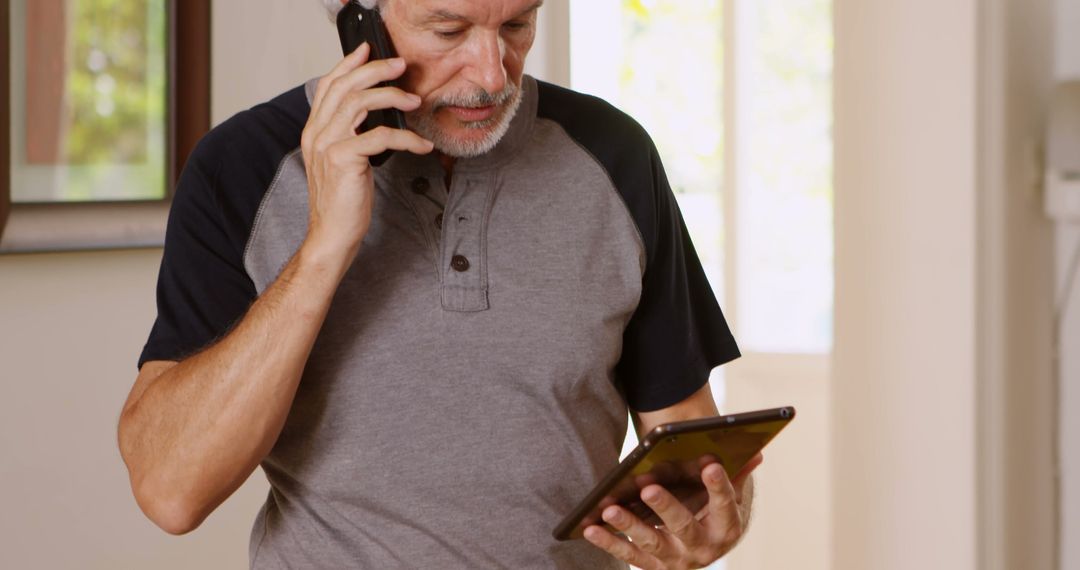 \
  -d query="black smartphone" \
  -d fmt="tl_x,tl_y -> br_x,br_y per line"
552,406 -> 796,541
336,1 -> 409,167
